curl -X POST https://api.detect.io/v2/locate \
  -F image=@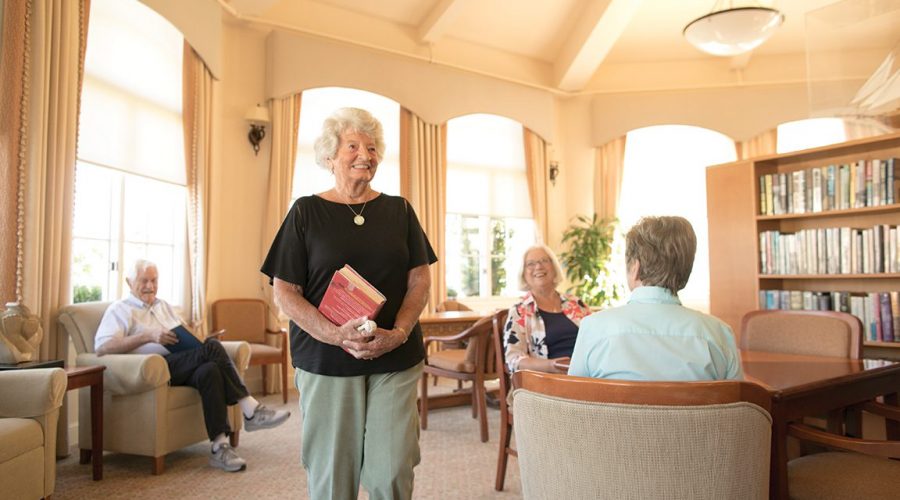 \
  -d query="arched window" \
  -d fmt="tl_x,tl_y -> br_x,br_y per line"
777,118 -> 847,154
445,114 -> 536,303
292,88 -> 400,201
613,125 -> 737,312
72,0 -> 185,304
